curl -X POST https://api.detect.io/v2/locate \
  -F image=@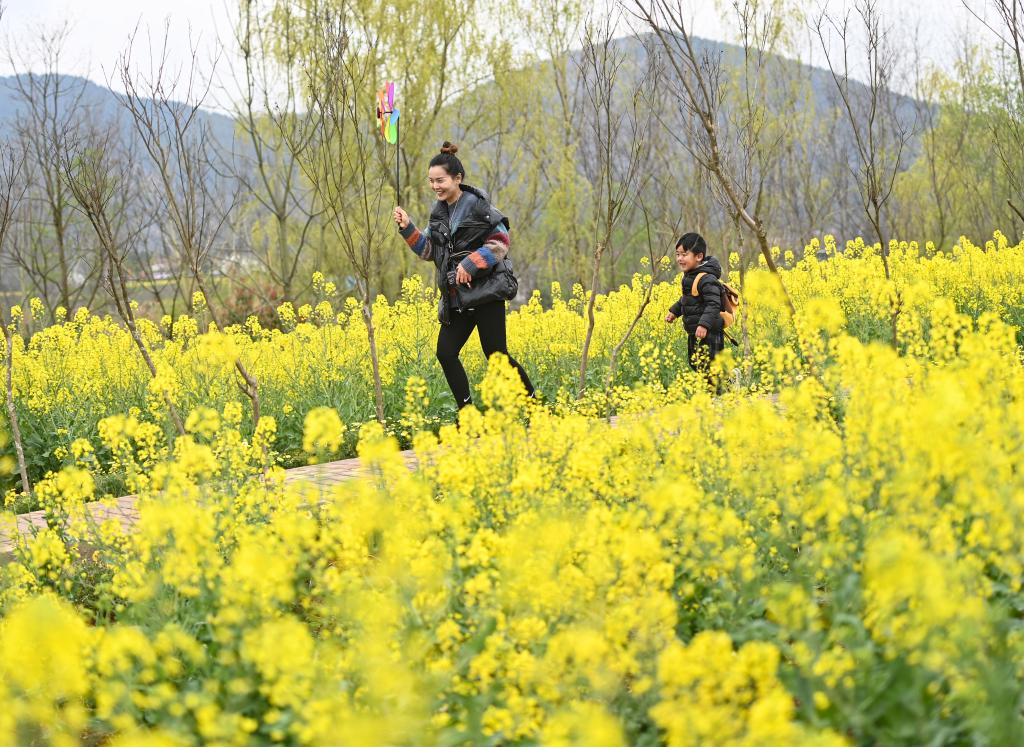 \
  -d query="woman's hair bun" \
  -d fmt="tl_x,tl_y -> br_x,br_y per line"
430,141 -> 466,178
